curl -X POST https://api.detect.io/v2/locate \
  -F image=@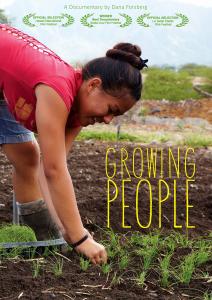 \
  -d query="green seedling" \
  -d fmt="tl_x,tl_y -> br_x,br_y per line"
144,247 -> 158,271
130,230 -> 160,248
135,233 -> 159,272
203,291 -> 212,300
194,248 -> 211,267
177,252 -> 196,285
159,253 -> 172,287
101,263 -> 112,274
162,235 -> 176,252
52,257 -> 64,277
193,239 -> 210,250
136,271 -> 146,287
79,256 -> 90,271
110,271 -> 123,286
32,259 -> 42,278
42,246 -> 52,258
118,254 -> 130,270
172,231 -> 192,248
103,229 -> 122,259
